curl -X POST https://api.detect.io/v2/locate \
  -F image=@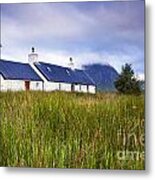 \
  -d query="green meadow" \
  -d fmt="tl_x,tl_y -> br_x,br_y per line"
0,91 -> 144,169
